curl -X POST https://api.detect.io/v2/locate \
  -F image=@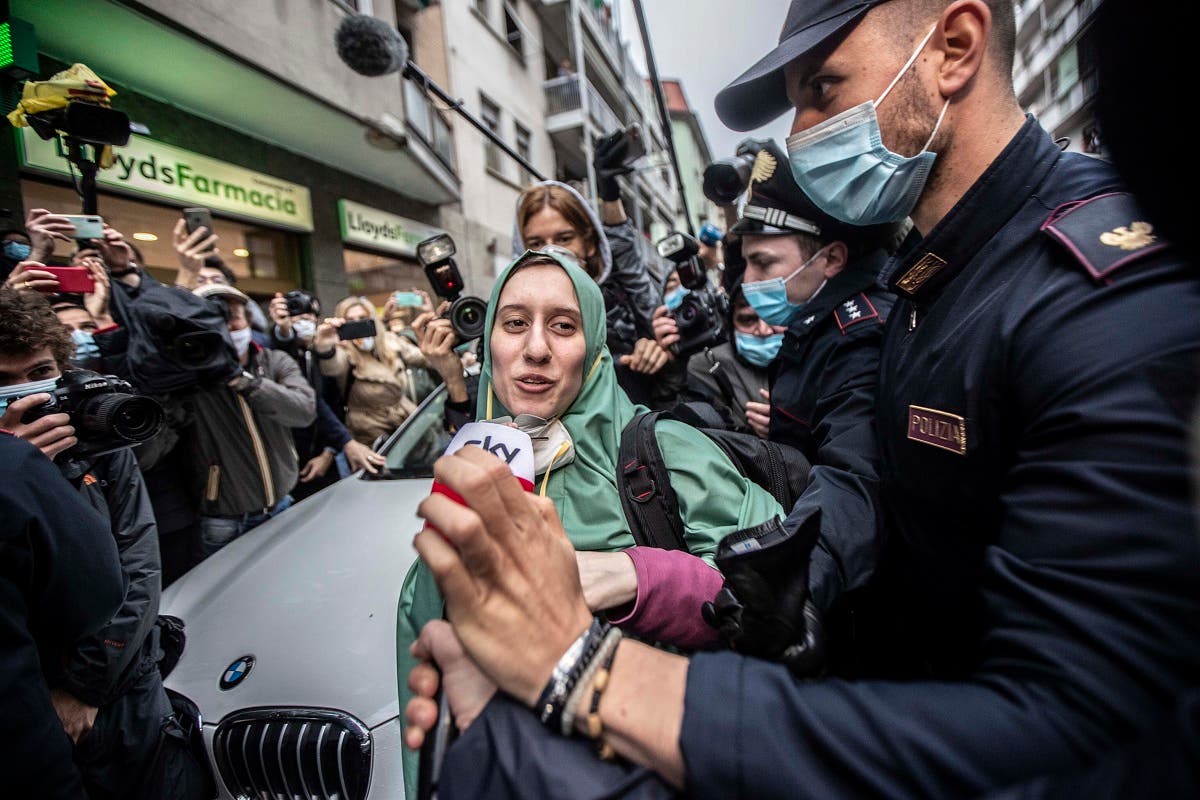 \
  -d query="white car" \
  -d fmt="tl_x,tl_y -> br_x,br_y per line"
161,386 -> 452,800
